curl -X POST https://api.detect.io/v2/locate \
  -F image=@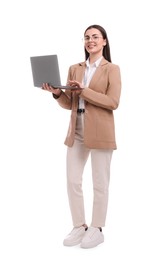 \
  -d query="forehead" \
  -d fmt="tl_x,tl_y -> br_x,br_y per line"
84,28 -> 101,36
